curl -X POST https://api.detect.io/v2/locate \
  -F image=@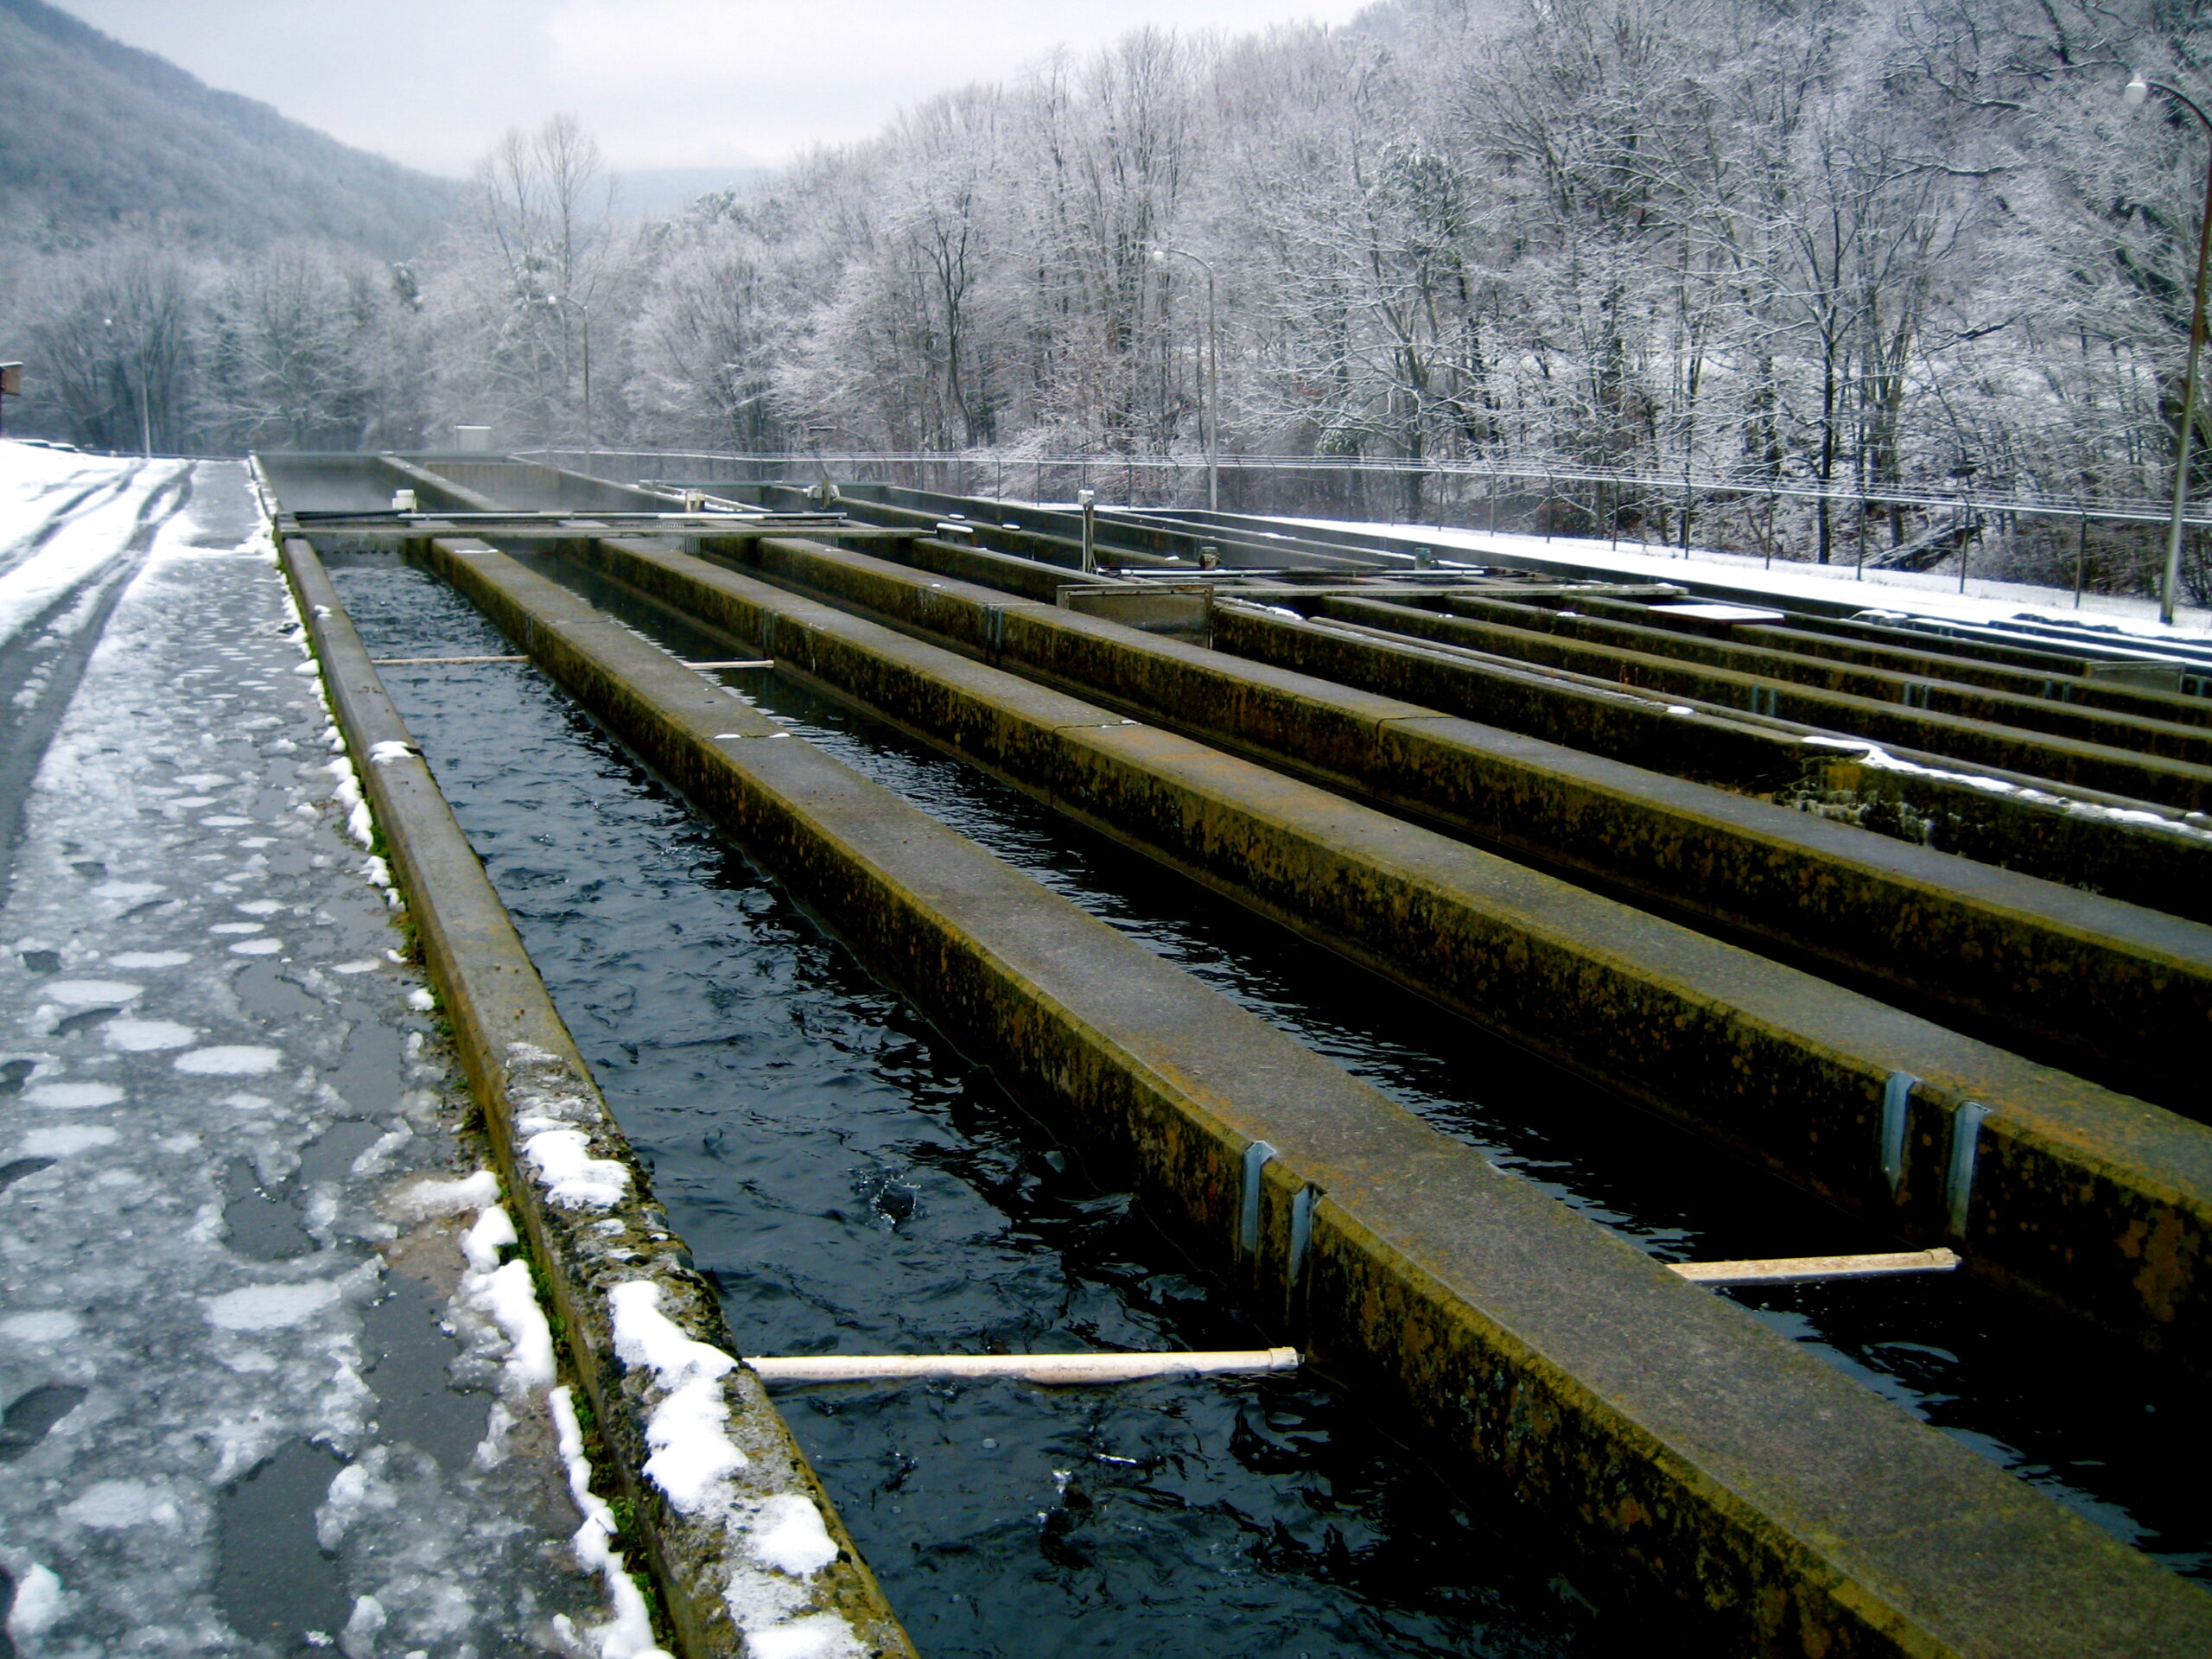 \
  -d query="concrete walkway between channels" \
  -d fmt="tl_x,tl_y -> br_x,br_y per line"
0,456 -> 655,1658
